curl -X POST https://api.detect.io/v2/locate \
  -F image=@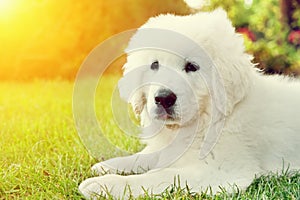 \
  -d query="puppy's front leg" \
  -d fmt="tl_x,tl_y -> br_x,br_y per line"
79,168 -> 178,199
92,152 -> 160,175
